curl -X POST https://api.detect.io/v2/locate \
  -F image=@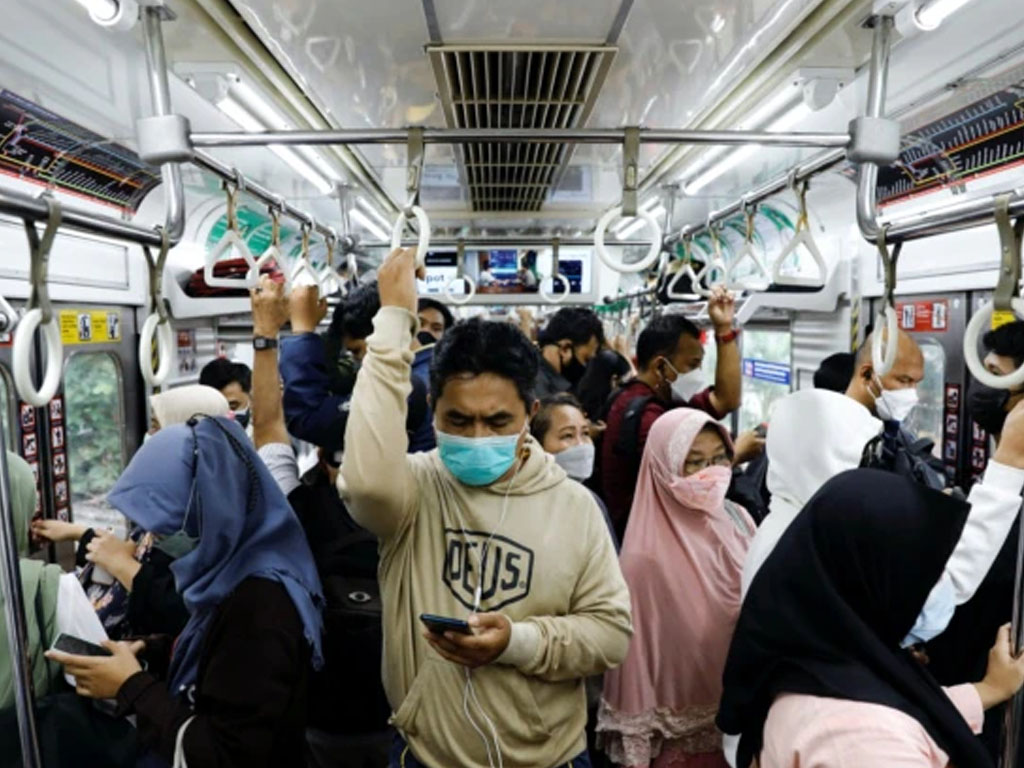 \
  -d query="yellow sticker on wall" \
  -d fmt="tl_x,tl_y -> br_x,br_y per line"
59,310 -> 122,345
